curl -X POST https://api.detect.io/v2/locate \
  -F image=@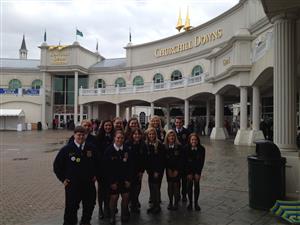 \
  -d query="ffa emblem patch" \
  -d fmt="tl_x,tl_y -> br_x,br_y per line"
123,152 -> 128,162
71,156 -> 76,161
76,158 -> 81,163
87,150 -> 92,158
